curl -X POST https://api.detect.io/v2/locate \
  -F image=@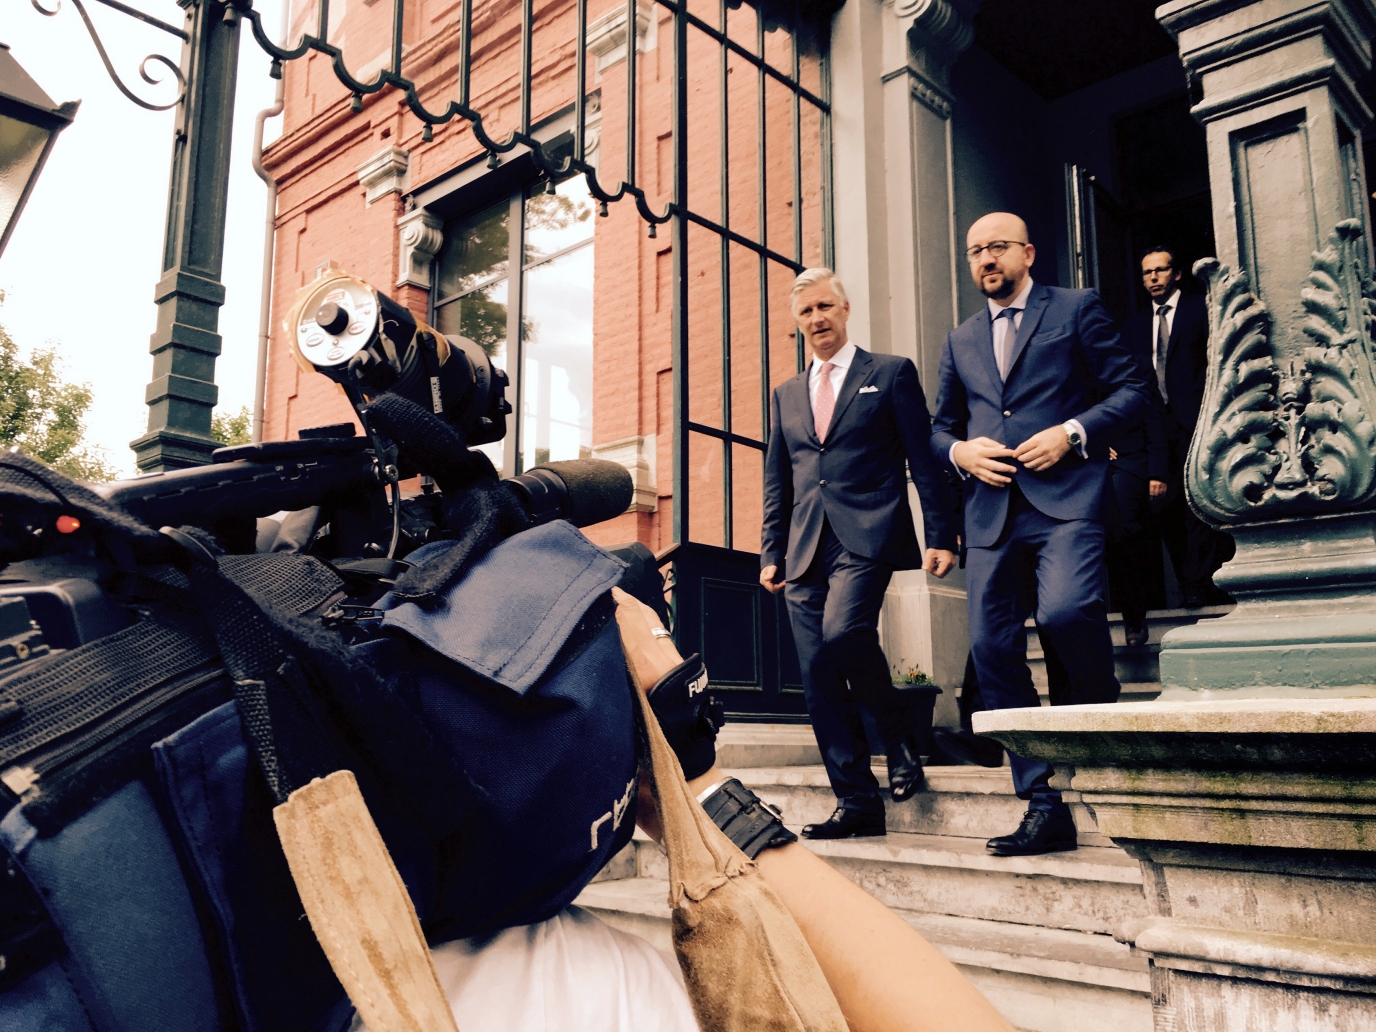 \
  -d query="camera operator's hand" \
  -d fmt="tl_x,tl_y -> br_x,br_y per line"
613,587 -> 723,782
365,394 -> 532,604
